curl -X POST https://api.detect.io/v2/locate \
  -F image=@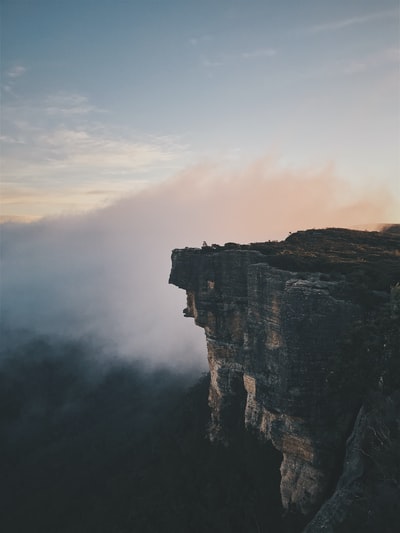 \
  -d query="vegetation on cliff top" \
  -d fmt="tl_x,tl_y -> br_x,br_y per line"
203,226 -> 400,293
